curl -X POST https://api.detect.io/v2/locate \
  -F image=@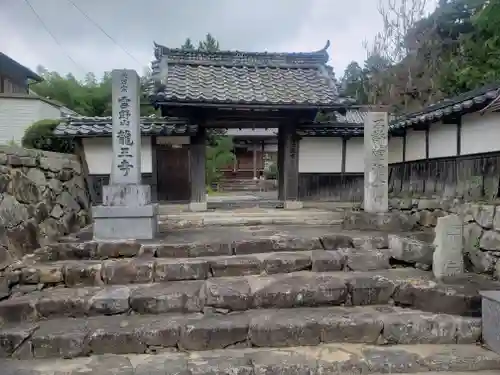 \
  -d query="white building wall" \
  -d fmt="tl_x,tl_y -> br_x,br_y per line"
405,128 -> 426,161
83,136 -> 152,175
0,97 -> 62,144
345,137 -> 364,172
298,137 -> 342,173
388,136 -> 404,164
428,121 -> 457,158
461,112 -> 500,155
